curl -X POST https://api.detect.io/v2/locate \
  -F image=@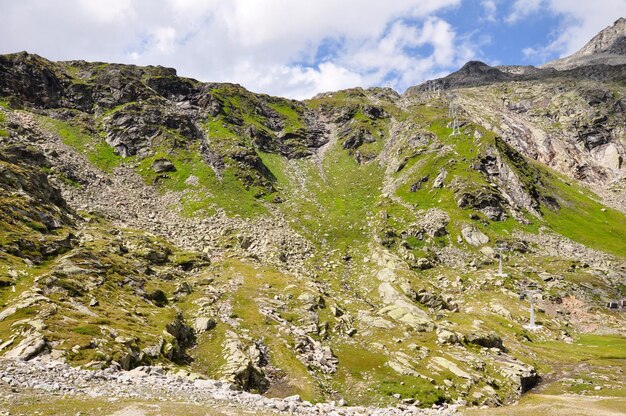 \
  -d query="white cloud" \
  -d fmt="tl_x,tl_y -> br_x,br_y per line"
152,27 -> 177,54
0,0 -> 479,98
519,0 -> 626,62
544,0 -> 626,56
481,0 -> 498,22
78,0 -> 135,24
505,0 -> 543,23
